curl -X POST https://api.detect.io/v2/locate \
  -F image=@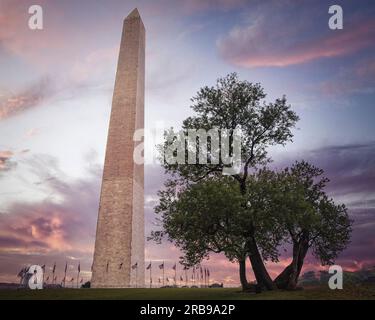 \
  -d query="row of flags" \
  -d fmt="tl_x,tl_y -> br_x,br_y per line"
17,261 -> 212,288
17,261 -> 82,288
100,261 -> 212,287
143,261 -> 211,288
